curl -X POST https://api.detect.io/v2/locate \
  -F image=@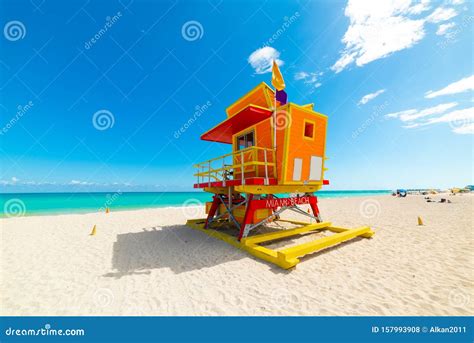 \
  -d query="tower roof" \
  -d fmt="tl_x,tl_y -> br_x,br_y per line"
201,105 -> 272,144
226,82 -> 274,117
